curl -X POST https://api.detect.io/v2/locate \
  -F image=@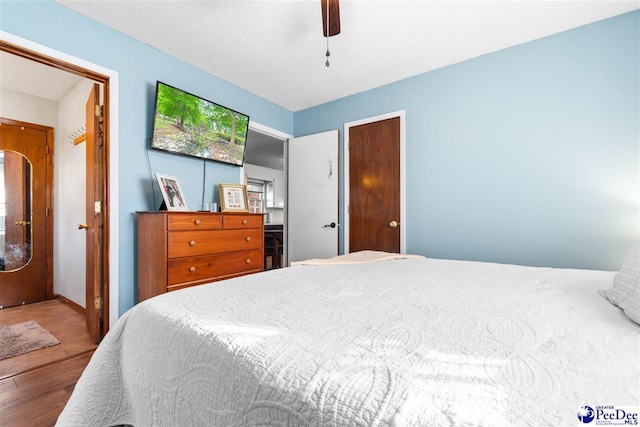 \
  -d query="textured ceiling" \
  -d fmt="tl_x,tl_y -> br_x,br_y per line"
2,1 -> 637,169
54,0 -> 639,112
